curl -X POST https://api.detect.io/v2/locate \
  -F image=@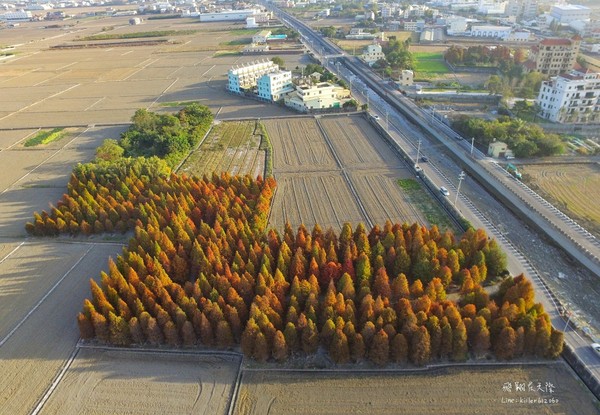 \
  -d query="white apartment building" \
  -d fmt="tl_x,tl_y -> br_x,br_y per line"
550,4 -> 591,25
537,70 -> 600,123
505,0 -> 538,20
361,43 -> 385,66
446,16 -> 468,35
470,25 -> 512,39
257,70 -> 294,101
507,29 -> 532,42
284,82 -> 347,112
227,60 -> 280,93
